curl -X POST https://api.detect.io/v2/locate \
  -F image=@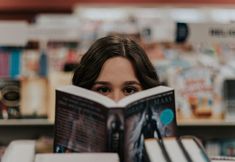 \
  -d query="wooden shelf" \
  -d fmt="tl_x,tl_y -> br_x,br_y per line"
0,119 -> 53,126
177,119 -> 235,140
1,118 -> 235,126
2,118 -> 235,126
1,118 -> 235,145
0,119 -> 54,145
177,119 -> 235,126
